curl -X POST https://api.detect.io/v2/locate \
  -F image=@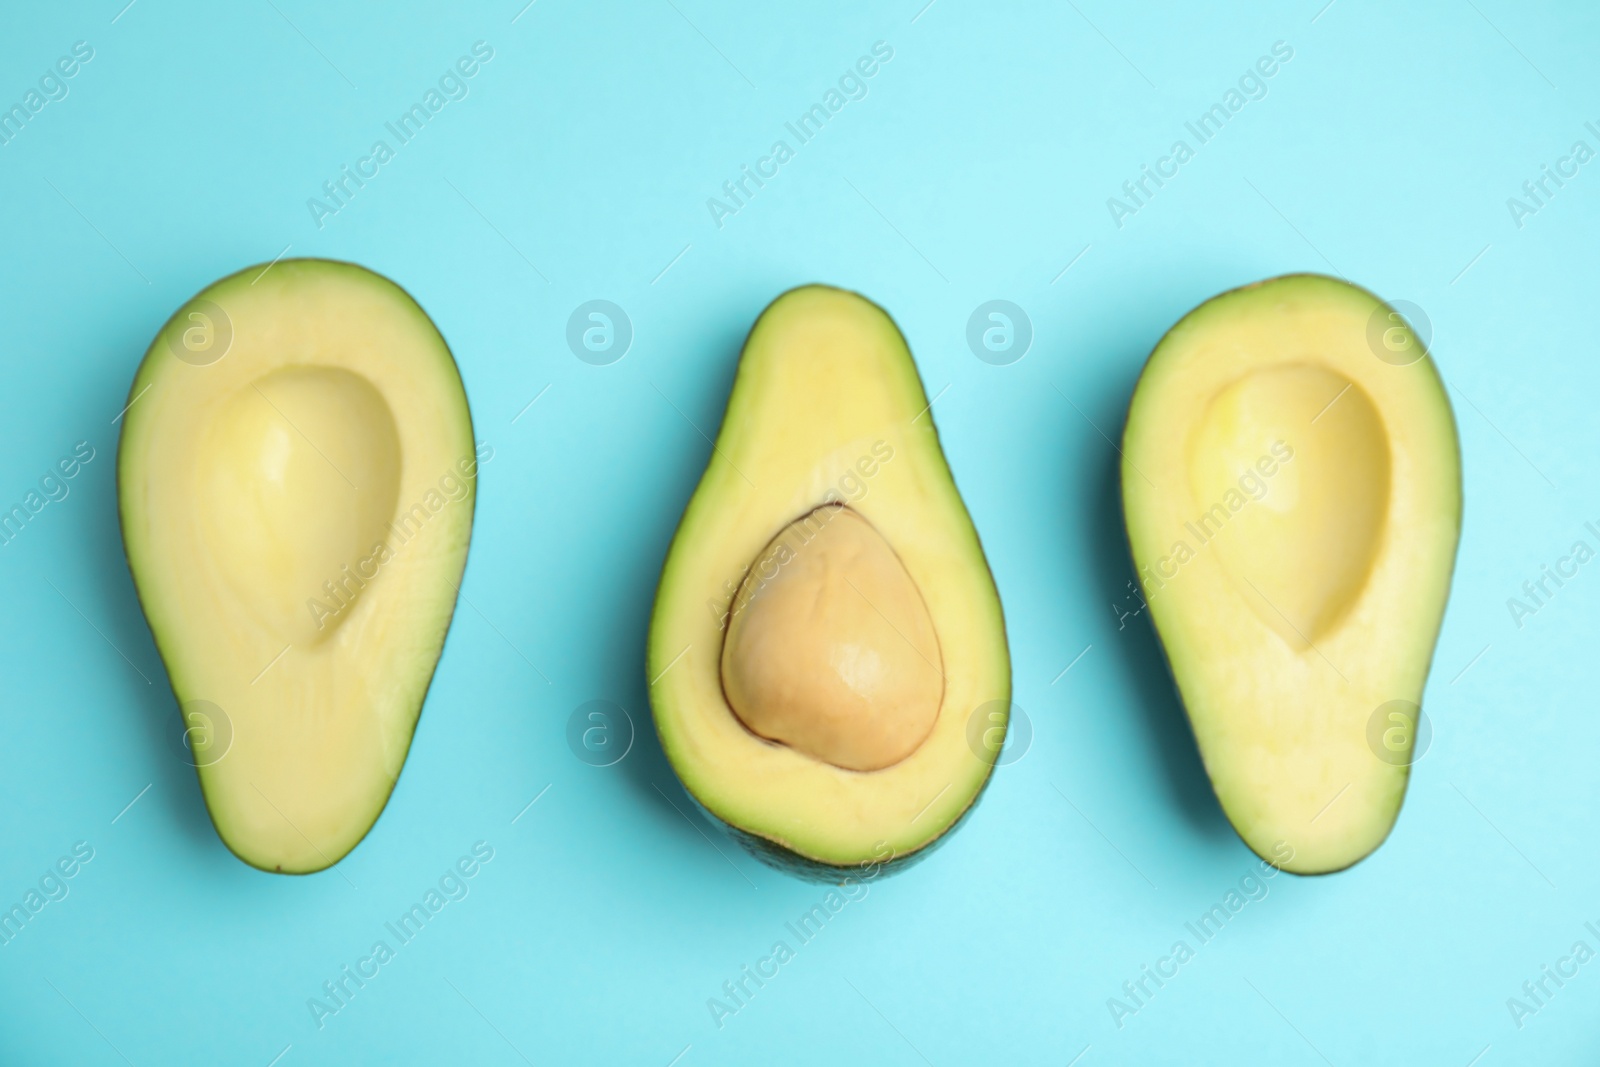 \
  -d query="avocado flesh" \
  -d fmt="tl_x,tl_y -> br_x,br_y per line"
1122,274 -> 1461,874
649,285 -> 1010,876
119,260 -> 475,873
